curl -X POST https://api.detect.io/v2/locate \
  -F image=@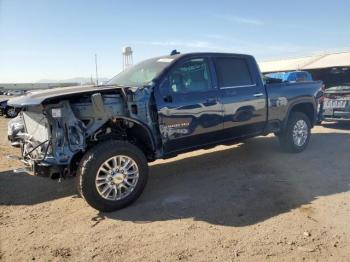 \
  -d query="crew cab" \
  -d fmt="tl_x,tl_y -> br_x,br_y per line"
7,52 -> 322,212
